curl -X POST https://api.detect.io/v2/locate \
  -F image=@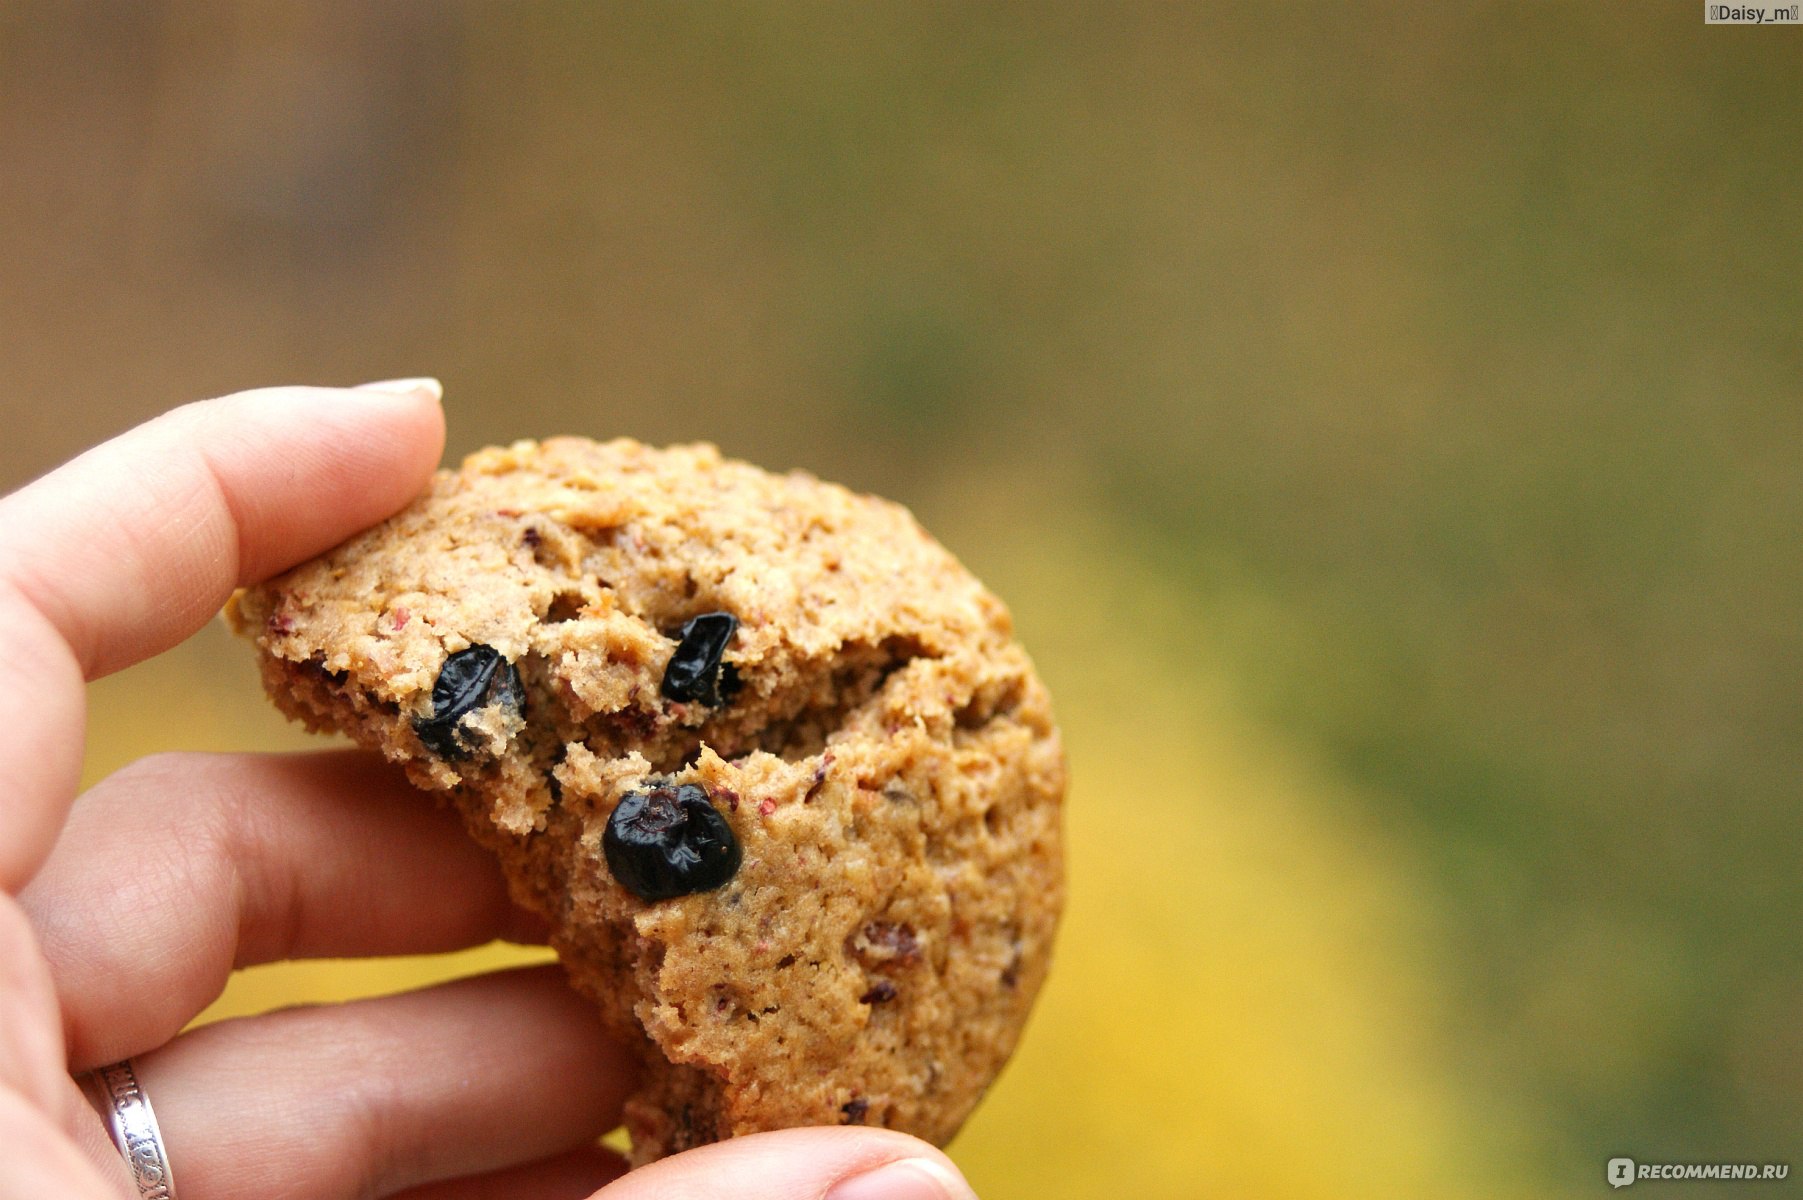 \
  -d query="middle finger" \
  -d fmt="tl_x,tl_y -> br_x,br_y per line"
22,749 -> 548,1067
